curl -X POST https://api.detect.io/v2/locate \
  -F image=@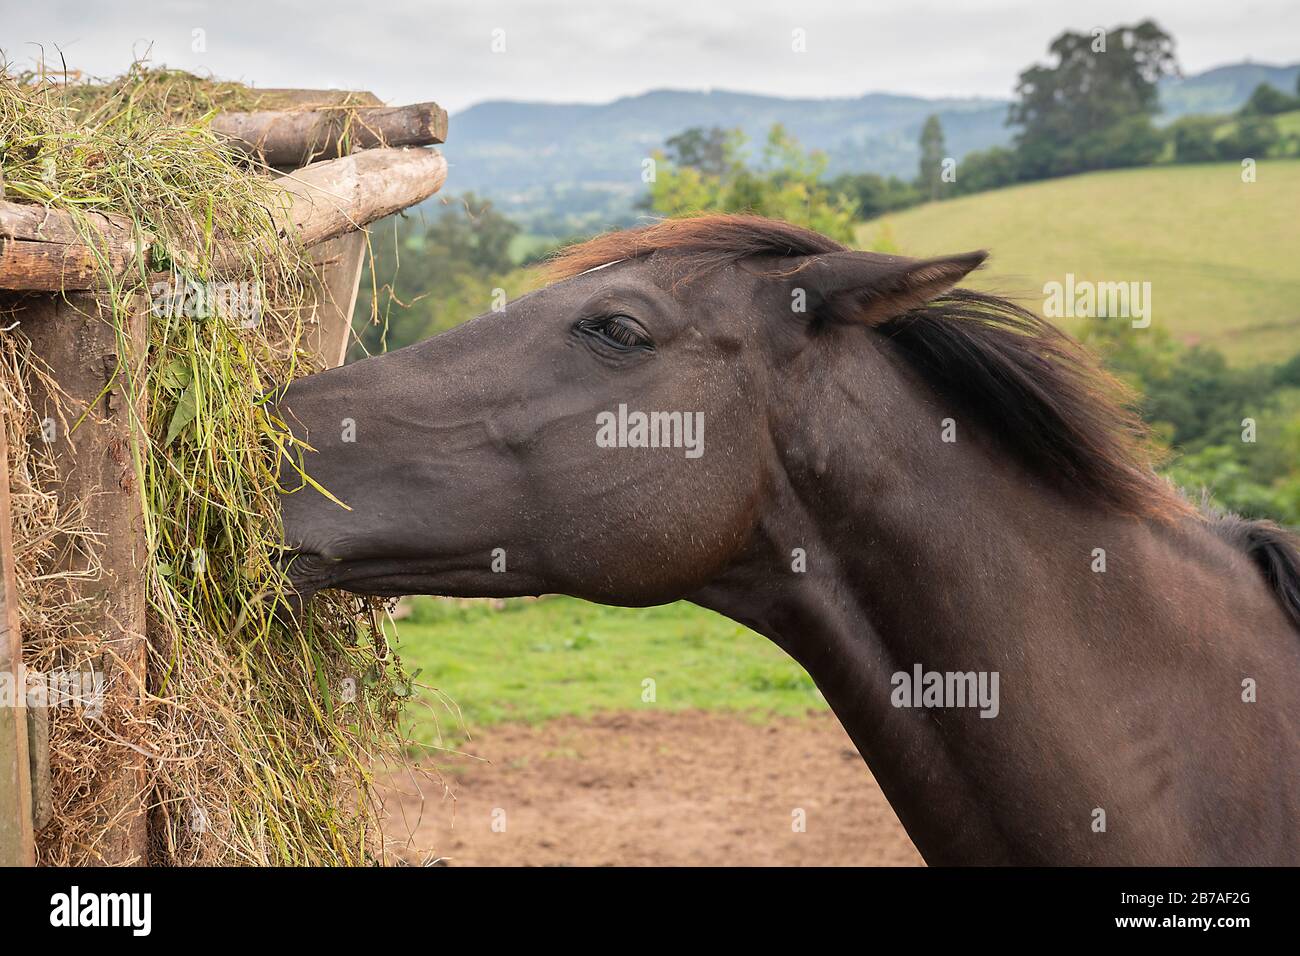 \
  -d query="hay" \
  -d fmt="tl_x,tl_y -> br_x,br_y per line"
0,61 -> 415,865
